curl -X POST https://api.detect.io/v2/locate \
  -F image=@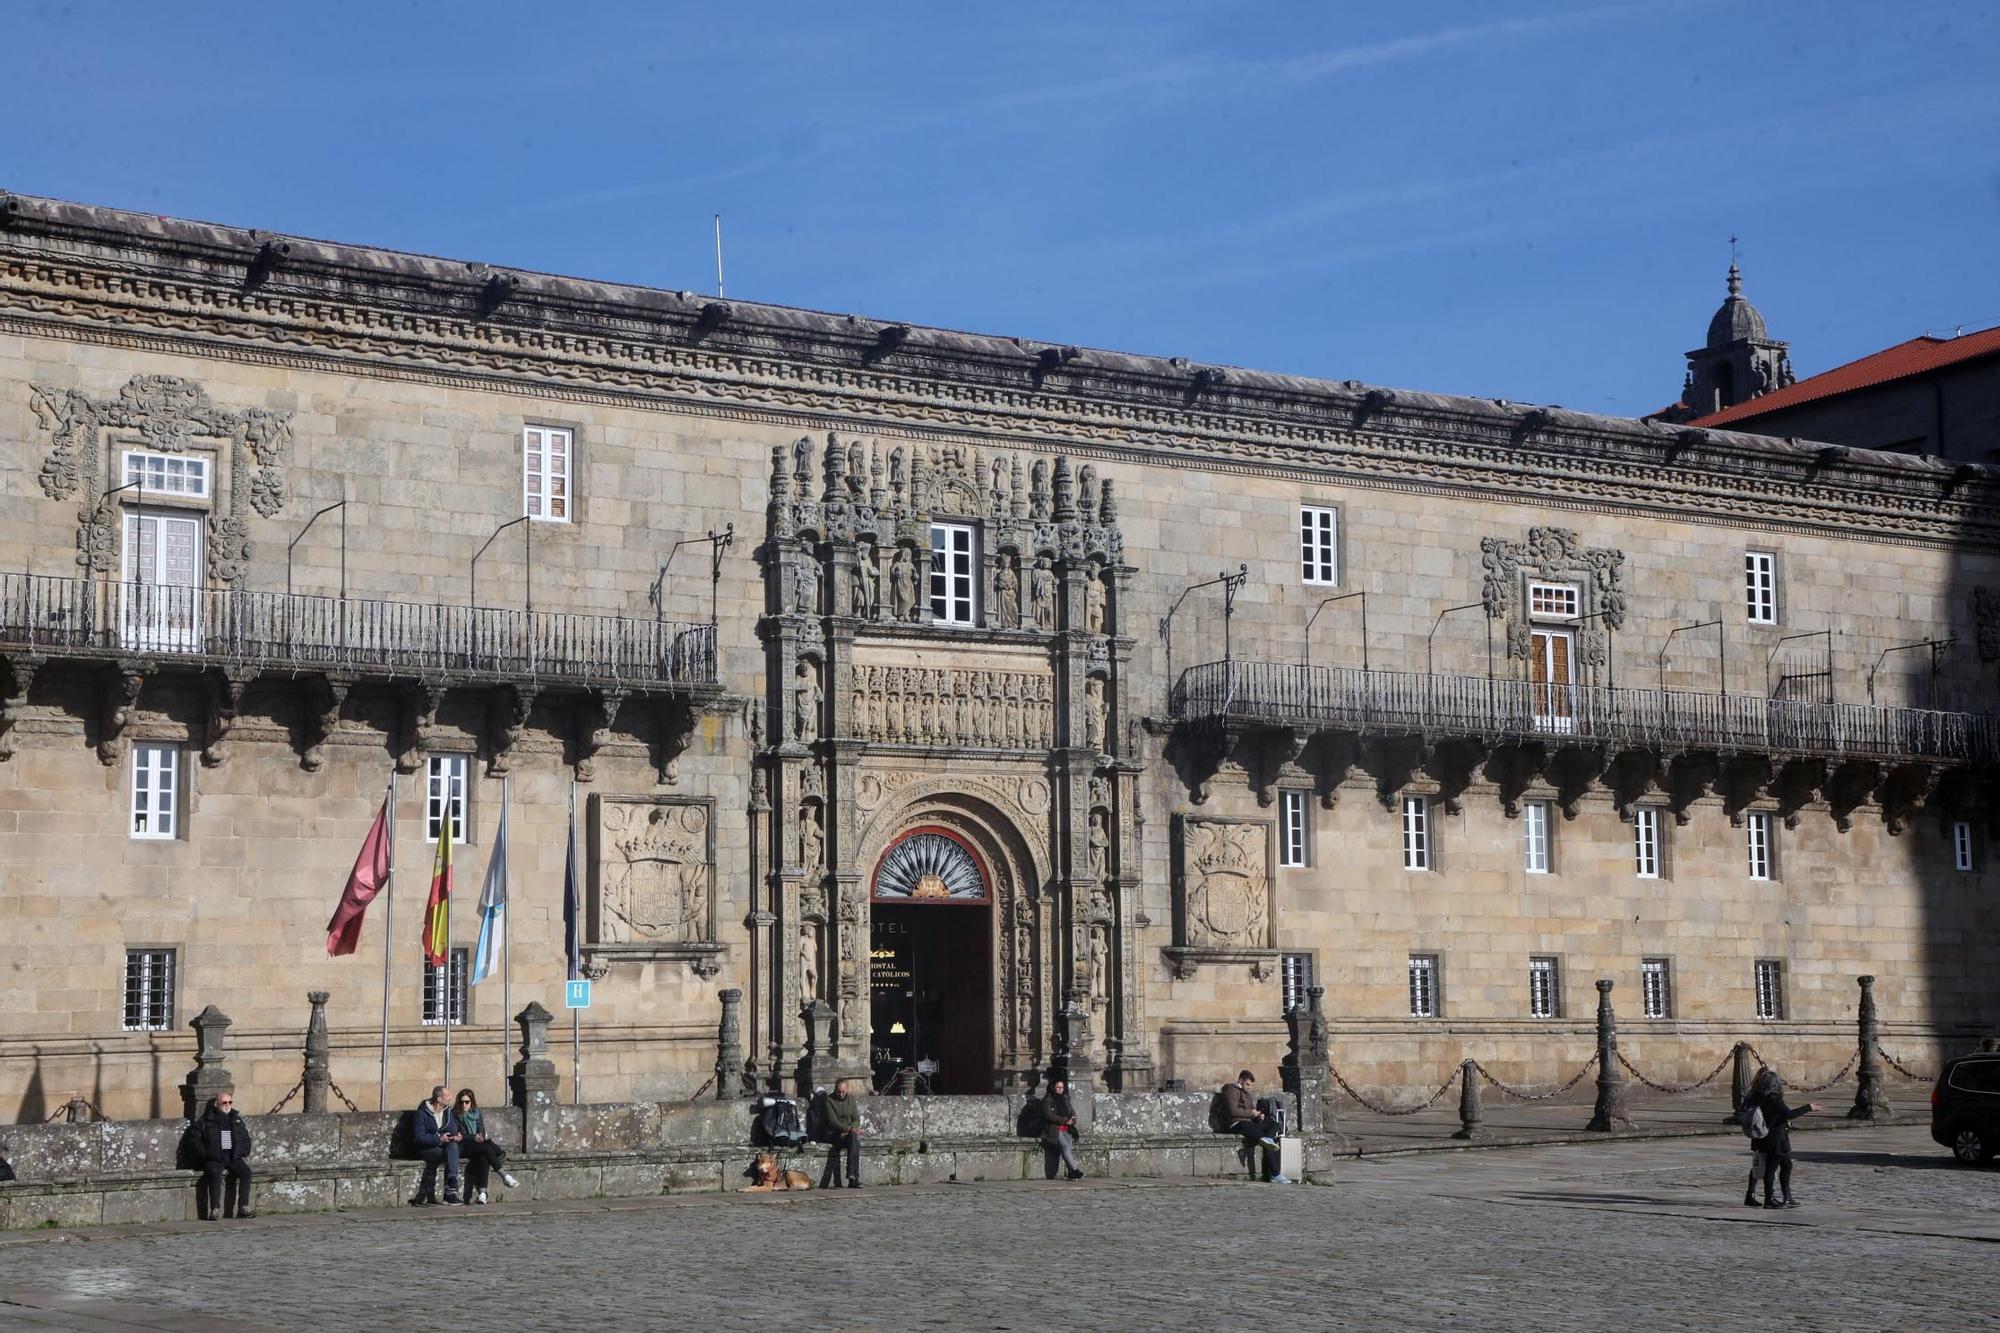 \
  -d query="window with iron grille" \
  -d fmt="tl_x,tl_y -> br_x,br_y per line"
427,754 -> 468,844
1633,807 -> 1662,879
1528,956 -> 1560,1018
524,425 -> 571,522
123,948 -> 175,1032
1281,952 -> 1315,1014
1299,505 -> 1338,585
1279,789 -> 1309,867
928,522 -> 978,625
1402,795 -> 1430,871
1745,551 -> 1778,624
1523,800 -> 1551,874
1640,958 -> 1671,1019
1754,959 -> 1785,1020
422,948 -> 469,1026
1408,954 -> 1439,1018
1746,811 -> 1774,881
1953,820 -> 1975,872
131,743 -> 181,840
